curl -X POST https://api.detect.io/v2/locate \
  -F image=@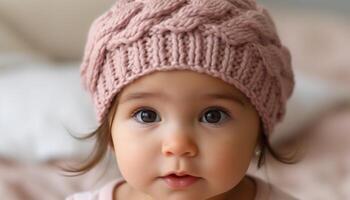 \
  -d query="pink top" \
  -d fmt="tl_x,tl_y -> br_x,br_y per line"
66,175 -> 298,200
